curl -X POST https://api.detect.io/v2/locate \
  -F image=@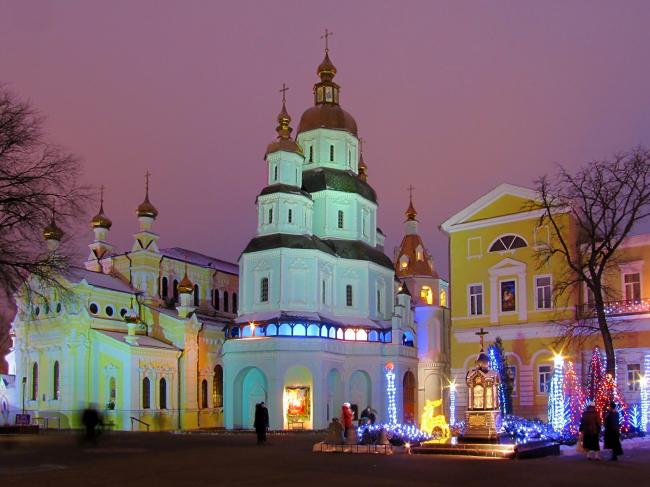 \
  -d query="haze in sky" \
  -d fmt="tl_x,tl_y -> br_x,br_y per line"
1,0 -> 650,278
